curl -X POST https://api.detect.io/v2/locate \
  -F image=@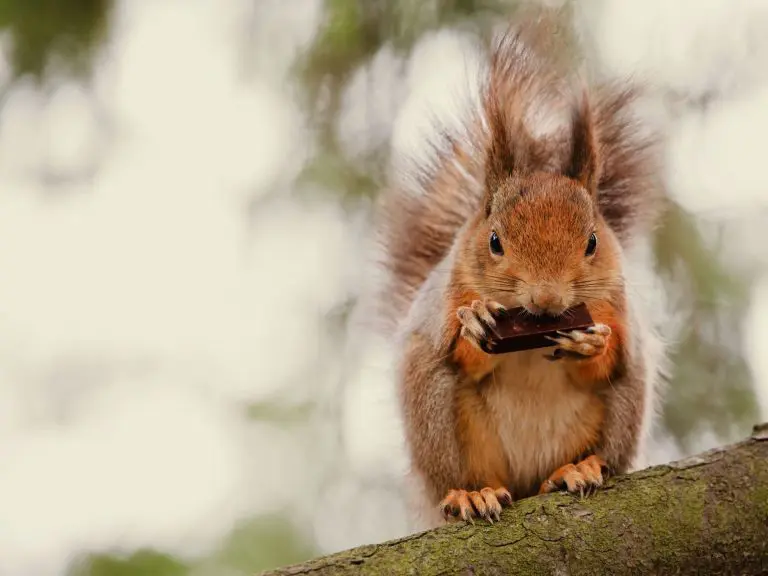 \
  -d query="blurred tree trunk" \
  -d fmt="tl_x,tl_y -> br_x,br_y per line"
258,424 -> 768,576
